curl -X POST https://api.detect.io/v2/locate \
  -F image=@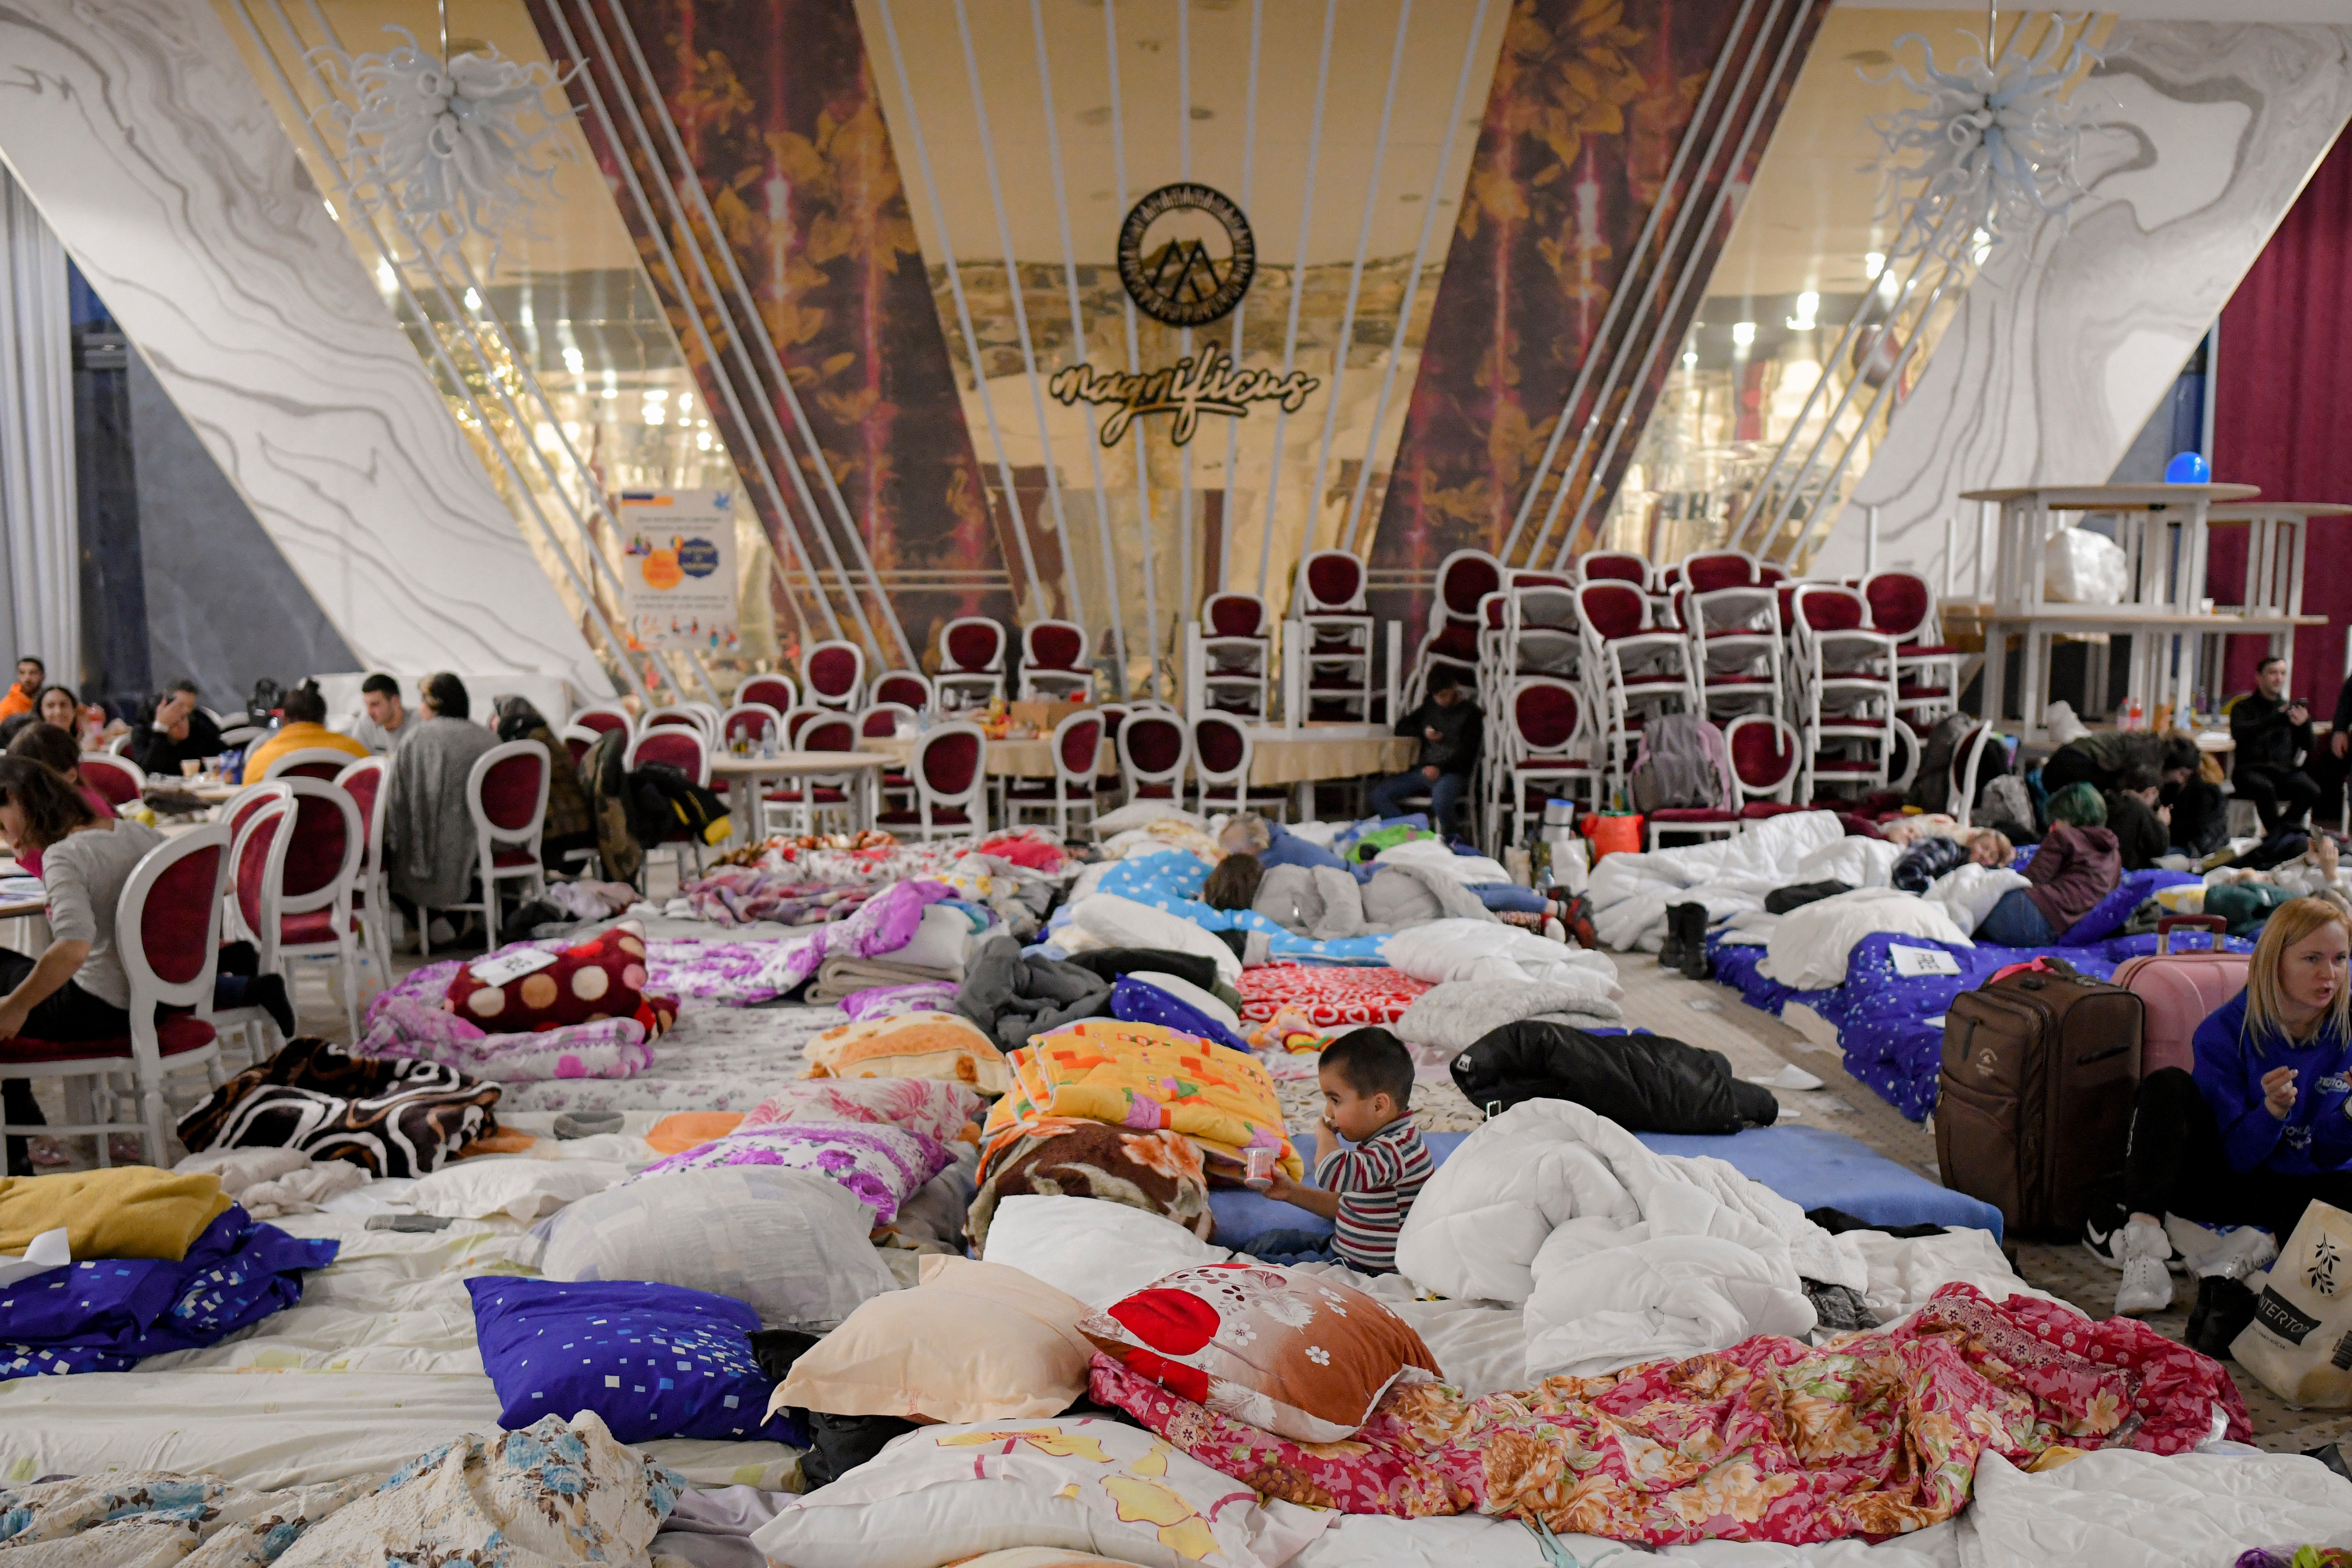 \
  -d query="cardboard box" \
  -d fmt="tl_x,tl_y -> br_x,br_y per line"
1008,698 -> 1090,732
